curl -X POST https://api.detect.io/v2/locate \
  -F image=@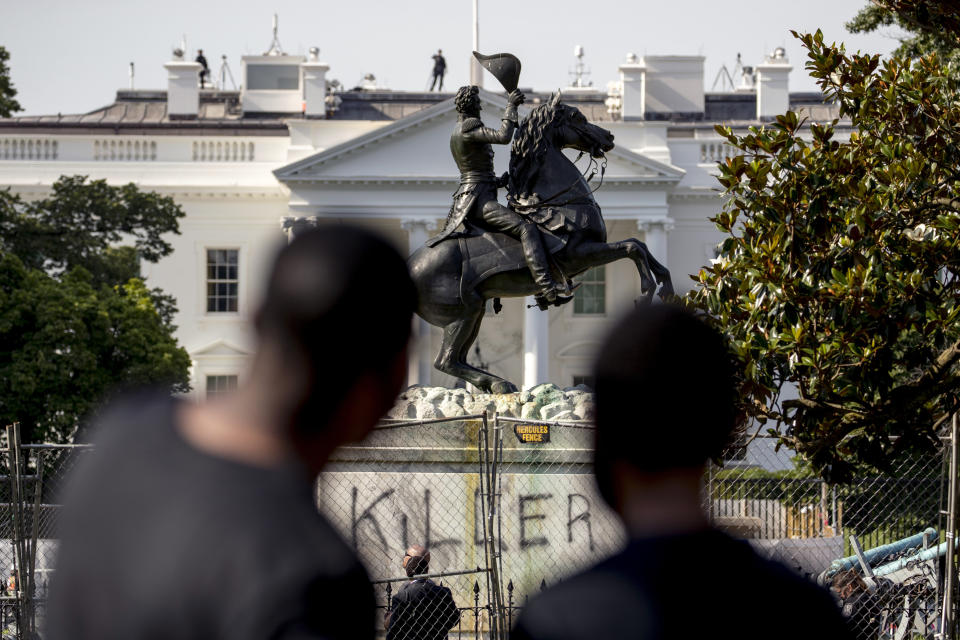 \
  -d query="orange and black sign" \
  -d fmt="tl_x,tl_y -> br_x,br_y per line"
514,423 -> 550,444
